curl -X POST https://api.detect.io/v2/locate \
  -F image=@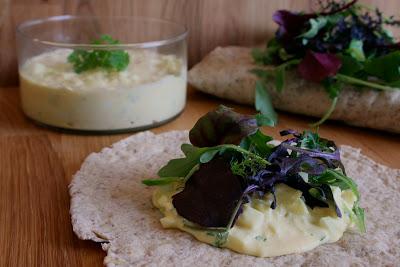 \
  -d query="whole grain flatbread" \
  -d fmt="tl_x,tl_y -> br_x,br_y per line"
70,131 -> 400,267
188,46 -> 400,133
